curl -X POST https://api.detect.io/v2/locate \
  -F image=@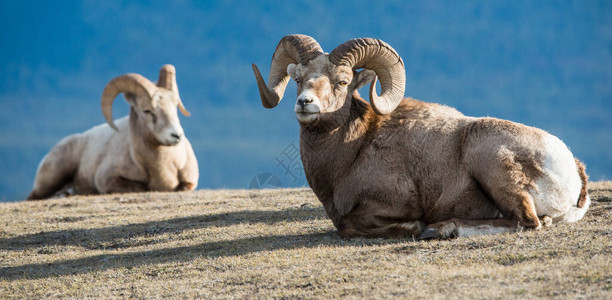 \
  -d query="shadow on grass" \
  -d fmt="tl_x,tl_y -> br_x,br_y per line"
0,207 -> 326,251
0,230 -> 408,281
